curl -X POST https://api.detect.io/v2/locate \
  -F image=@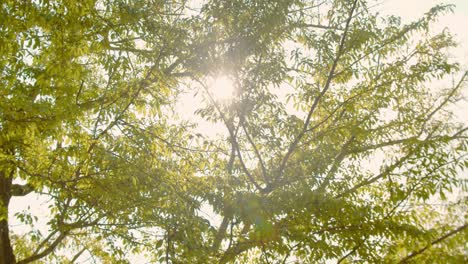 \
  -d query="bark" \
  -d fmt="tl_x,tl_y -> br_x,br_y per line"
0,169 -> 16,264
